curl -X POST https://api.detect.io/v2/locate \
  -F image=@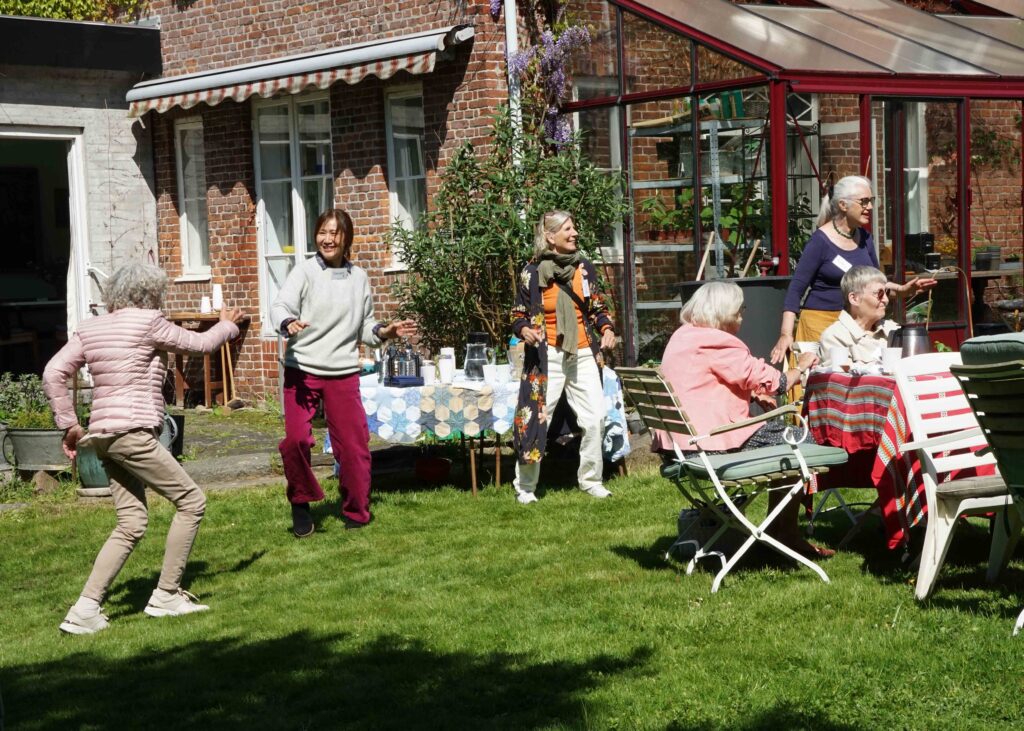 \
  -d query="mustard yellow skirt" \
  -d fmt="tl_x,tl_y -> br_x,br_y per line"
790,309 -> 841,401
